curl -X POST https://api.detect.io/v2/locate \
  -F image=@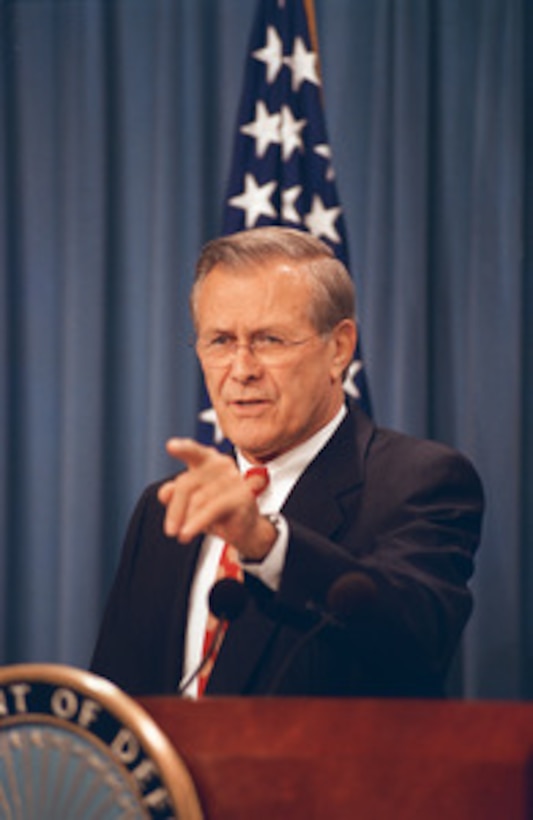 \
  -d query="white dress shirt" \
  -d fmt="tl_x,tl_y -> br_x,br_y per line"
179,404 -> 347,697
